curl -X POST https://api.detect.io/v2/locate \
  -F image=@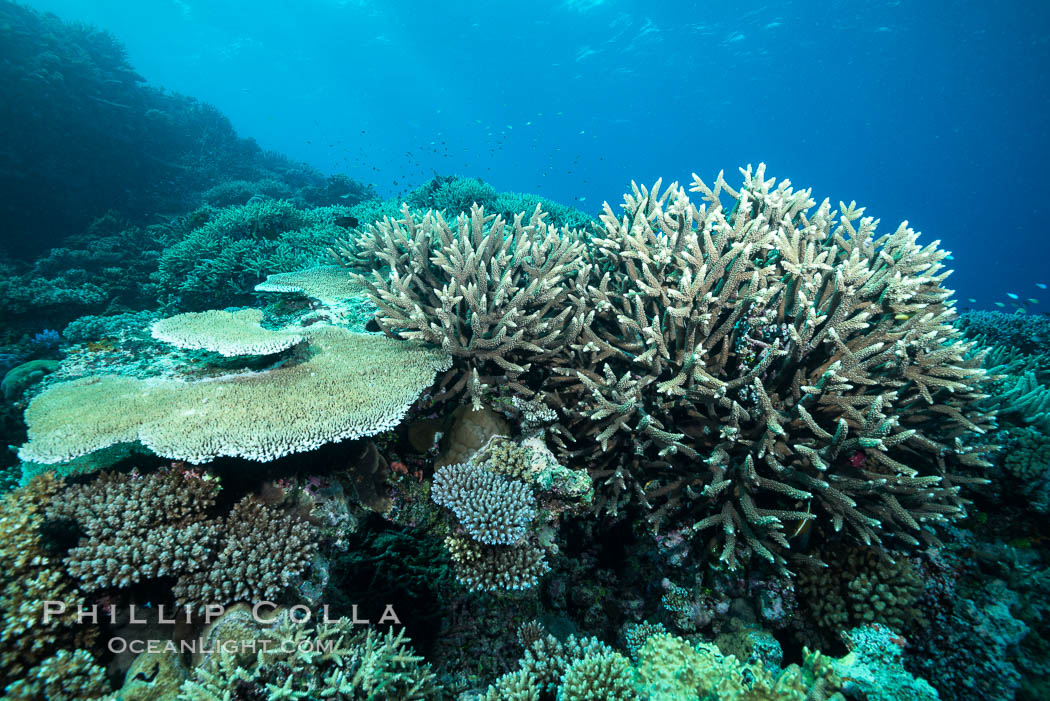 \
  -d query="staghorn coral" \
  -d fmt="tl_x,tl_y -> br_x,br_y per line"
0,475 -> 94,684
19,326 -> 450,464
432,462 -> 535,545
177,610 -> 438,700
335,203 -> 591,407
173,496 -> 318,611
151,308 -> 306,356
547,166 -> 995,572
47,467 -> 220,591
